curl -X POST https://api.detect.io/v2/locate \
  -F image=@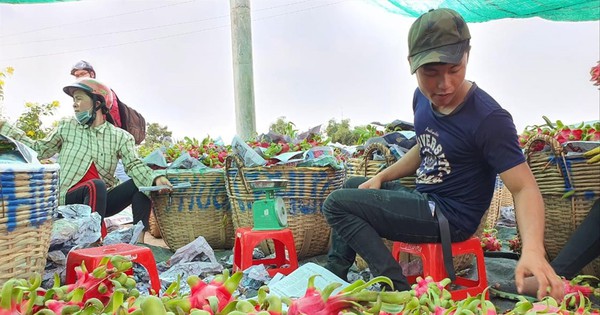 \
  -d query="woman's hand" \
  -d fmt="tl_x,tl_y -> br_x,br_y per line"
153,176 -> 173,194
